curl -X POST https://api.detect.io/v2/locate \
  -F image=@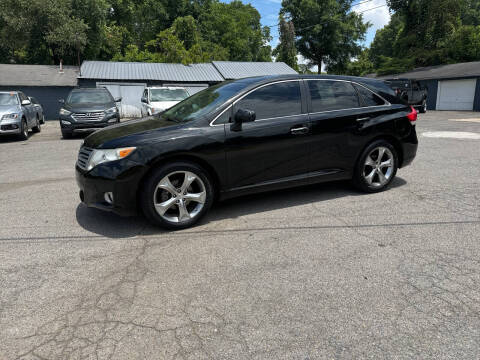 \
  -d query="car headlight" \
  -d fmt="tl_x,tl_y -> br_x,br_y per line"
105,107 -> 118,114
86,147 -> 136,170
59,108 -> 71,116
2,113 -> 19,120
